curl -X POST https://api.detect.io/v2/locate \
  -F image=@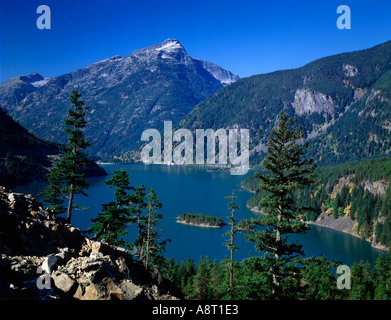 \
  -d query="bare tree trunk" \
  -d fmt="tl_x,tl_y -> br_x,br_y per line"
229,210 -> 234,300
137,206 -> 142,237
66,185 -> 74,224
272,204 -> 282,297
145,208 -> 151,270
